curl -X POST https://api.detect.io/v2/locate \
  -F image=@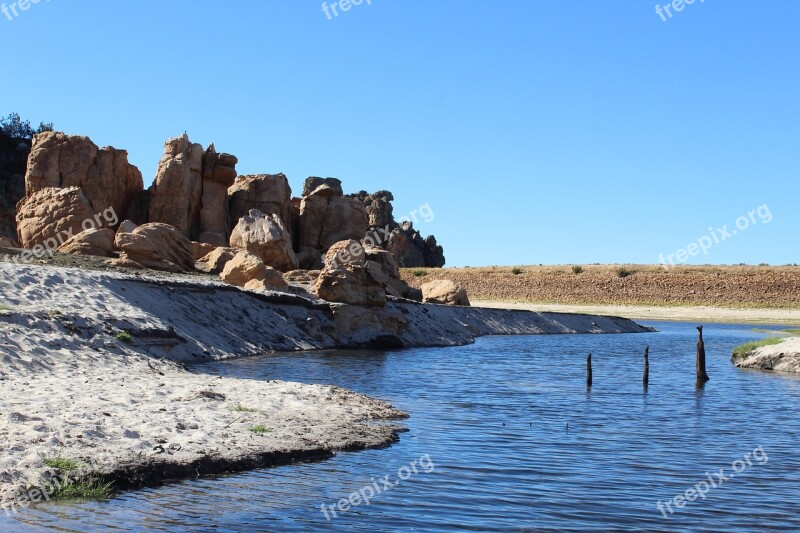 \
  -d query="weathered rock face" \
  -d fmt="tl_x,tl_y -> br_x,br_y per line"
219,250 -> 288,292
148,135 -> 238,245
24,132 -> 143,221
349,190 -> 394,228
387,222 -> 445,268
228,174 -> 292,231
297,178 -> 368,269
421,280 -> 470,306
303,177 -> 343,197
112,222 -> 195,273
147,134 -> 205,240
16,187 -> 95,249
57,228 -> 115,257
348,190 -> 446,268
229,209 -> 298,272
0,131 -> 29,241
199,145 -> 238,246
